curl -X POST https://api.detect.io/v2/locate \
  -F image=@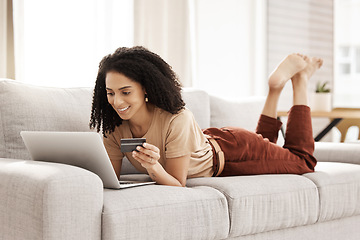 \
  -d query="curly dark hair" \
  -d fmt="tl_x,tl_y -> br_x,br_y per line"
89,46 -> 185,136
